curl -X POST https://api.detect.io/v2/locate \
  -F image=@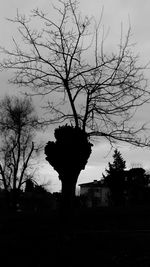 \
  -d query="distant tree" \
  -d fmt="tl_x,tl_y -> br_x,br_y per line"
127,167 -> 147,186
25,179 -> 35,193
32,184 -> 53,212
103,149 -> 126,177
103,149 -> 126,205
0,95 -> 39,209
126,167 -> 149,205
34,184 -> 48,195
